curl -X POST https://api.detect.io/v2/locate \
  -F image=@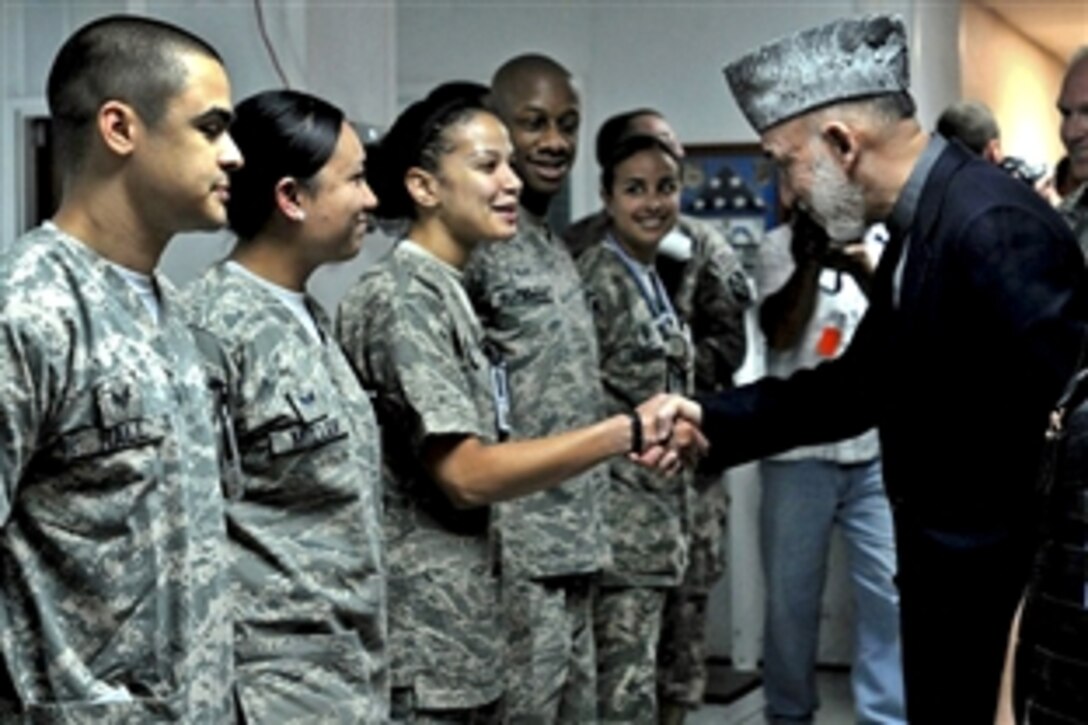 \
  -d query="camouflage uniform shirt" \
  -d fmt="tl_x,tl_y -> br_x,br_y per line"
463,209 -> 611,580
336,241 -> 503,710
564,211 -> 751,393
0,223 -> 231,722
182,262 -> 386,722
668,216 -> 751,394
577,238 -> 696,587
